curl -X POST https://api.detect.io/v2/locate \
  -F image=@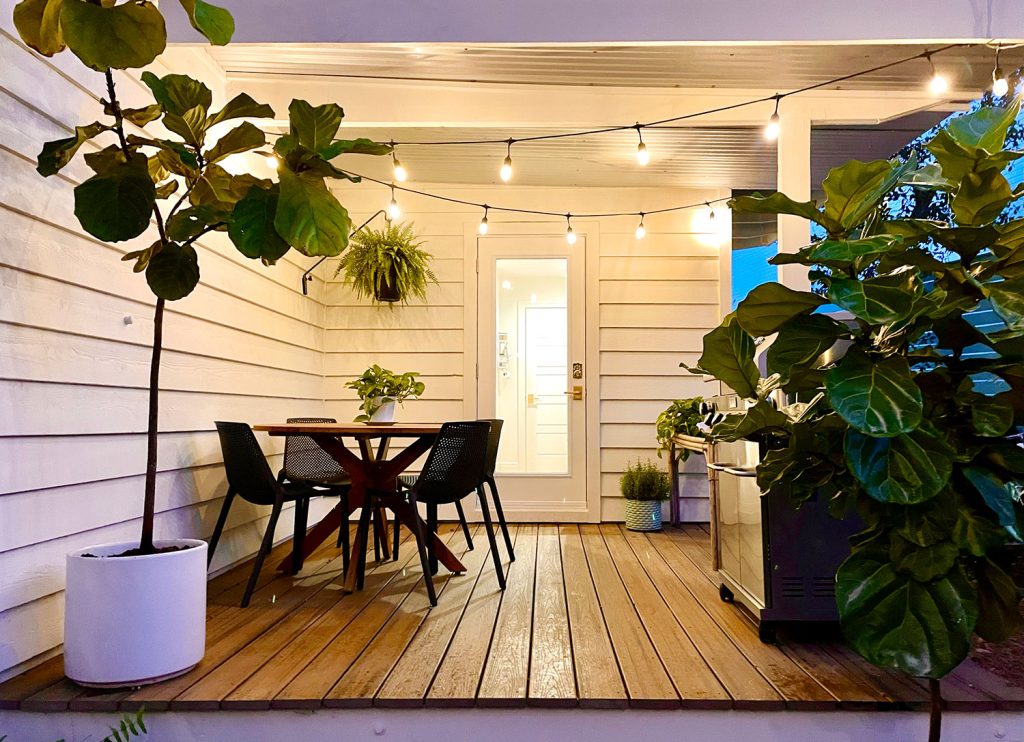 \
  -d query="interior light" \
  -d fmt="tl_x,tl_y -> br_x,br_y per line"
479,206 -> 490,235
635,213 -> 646,240
565,214 -> 577,246
634,125 -> 649,166
501,280 -> 512,290
992,71 -> 1009,97
500,139 -> 514,182
925,53 -> 949,95
387,185 -> 401,220
392,155 -> 408,183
